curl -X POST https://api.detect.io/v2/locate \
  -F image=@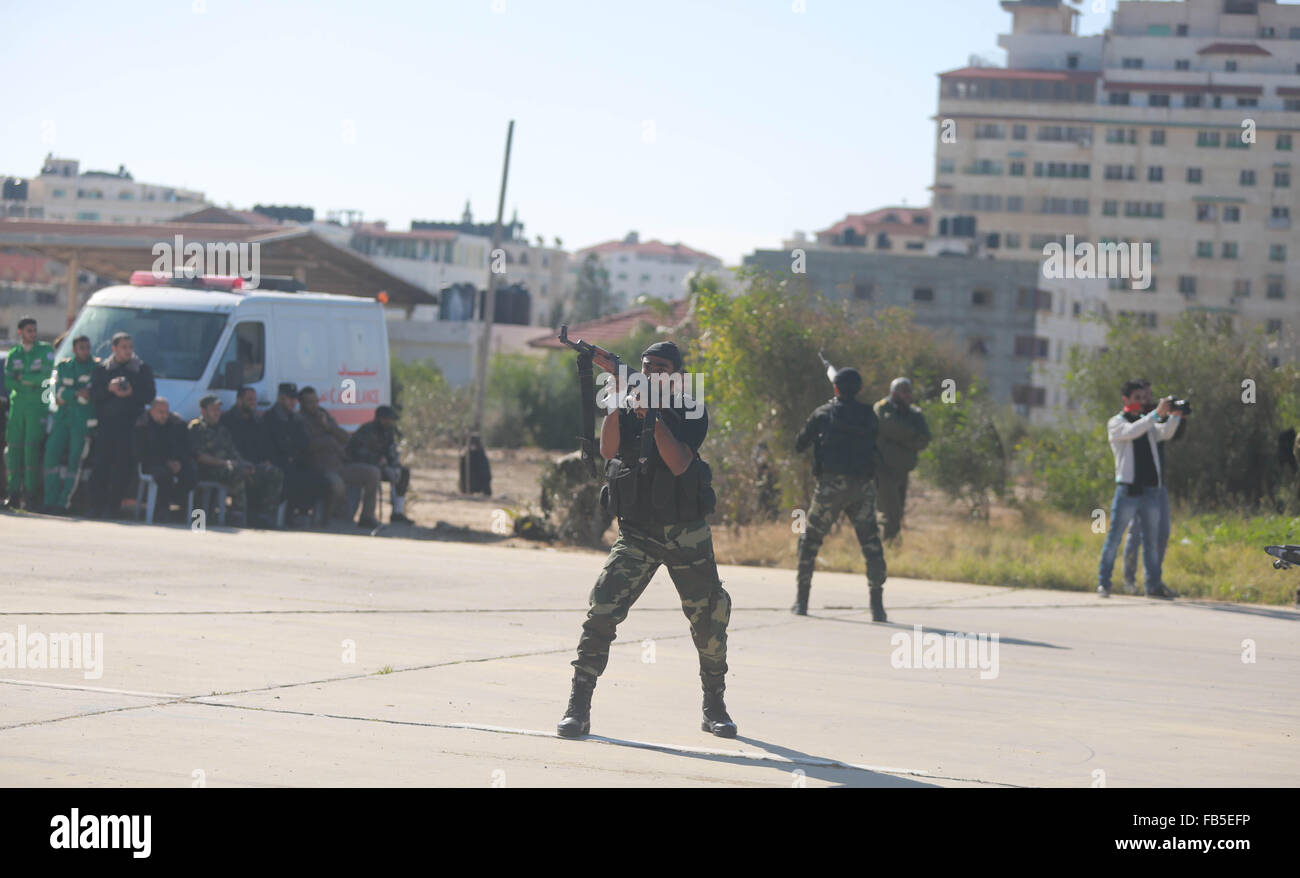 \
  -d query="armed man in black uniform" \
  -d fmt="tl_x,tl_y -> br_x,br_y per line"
556,341 -> 735,740
792,367 -> 889,621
